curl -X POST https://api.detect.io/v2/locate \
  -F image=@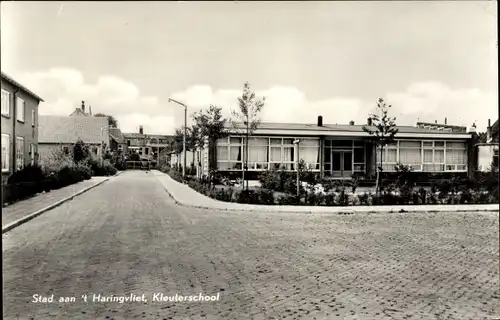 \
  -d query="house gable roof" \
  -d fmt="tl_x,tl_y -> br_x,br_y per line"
476,119 -> 499,144
109,127 -> 125,143
38,115 -> 109,144
1,72 -> 44,102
